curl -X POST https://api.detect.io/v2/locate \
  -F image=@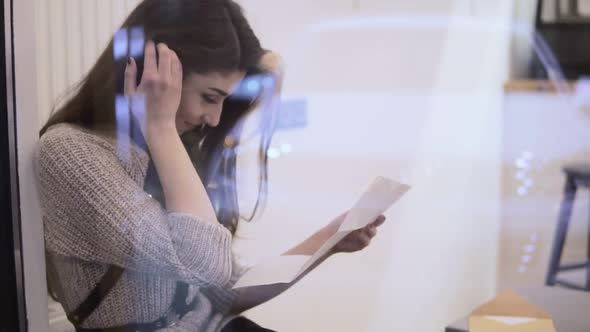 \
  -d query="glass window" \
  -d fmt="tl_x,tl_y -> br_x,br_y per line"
4,1 -> 589,331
